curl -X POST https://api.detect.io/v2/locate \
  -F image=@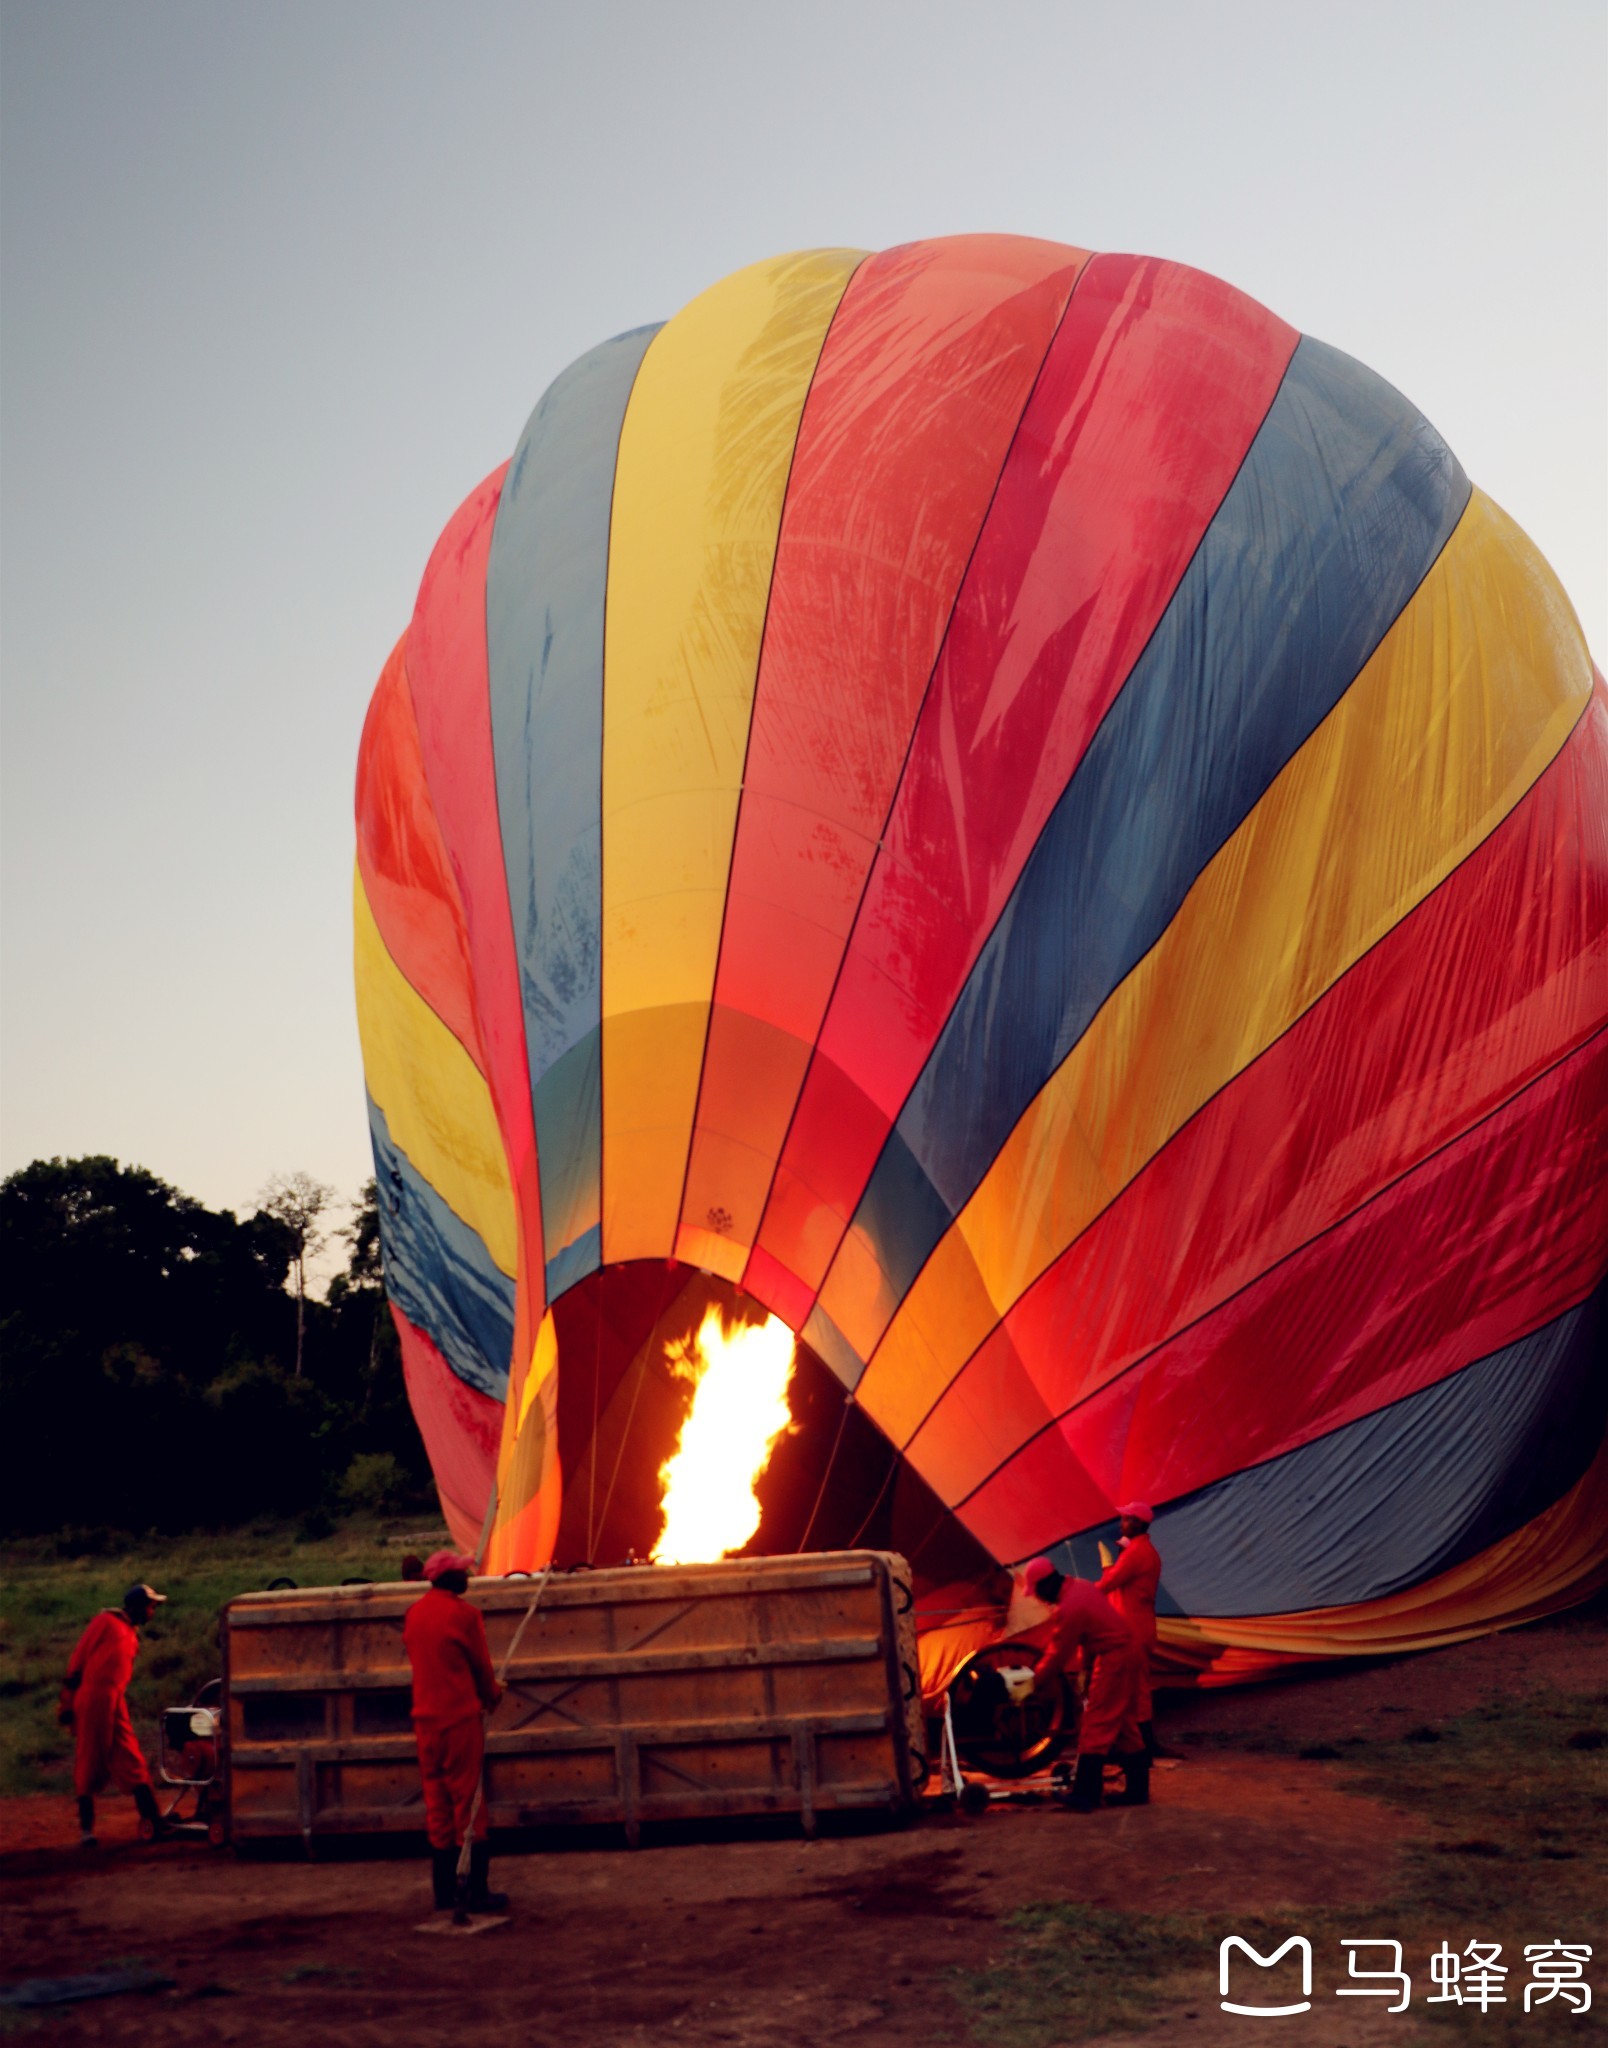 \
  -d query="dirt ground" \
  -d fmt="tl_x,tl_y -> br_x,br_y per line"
2,1612 -> 1603,2048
